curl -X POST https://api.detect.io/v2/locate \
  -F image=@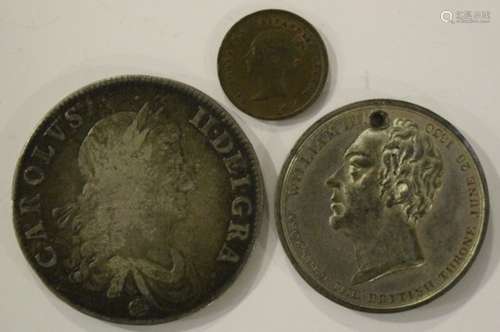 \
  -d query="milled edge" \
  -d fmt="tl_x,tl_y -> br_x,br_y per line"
11,75 -> 265,325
